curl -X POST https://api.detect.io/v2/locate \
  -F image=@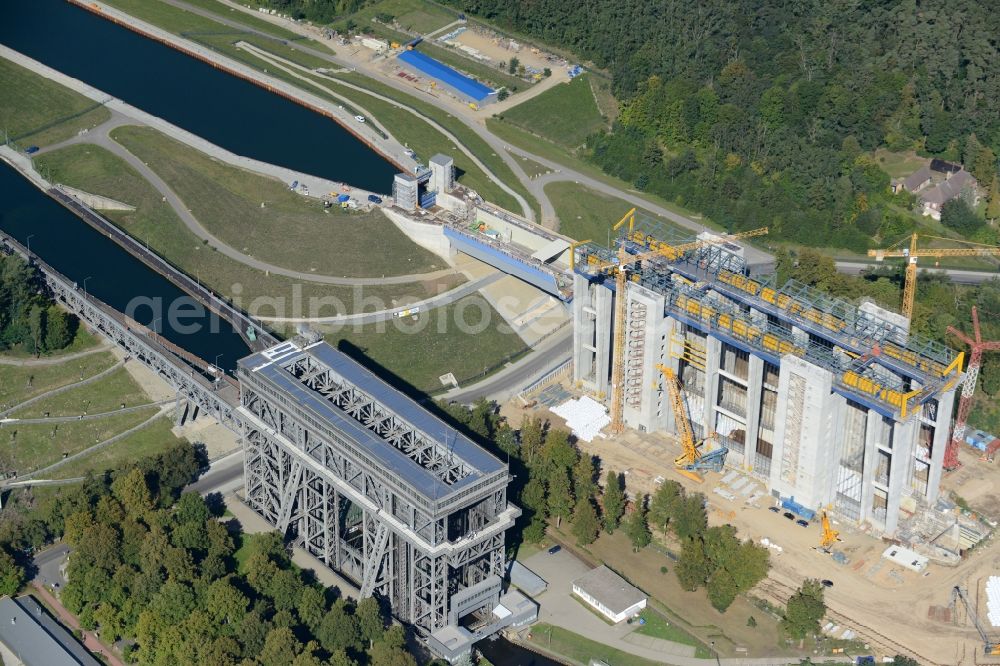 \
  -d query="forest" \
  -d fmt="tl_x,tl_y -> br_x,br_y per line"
451,0 -> 1000,250
0,254 -> 76,354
